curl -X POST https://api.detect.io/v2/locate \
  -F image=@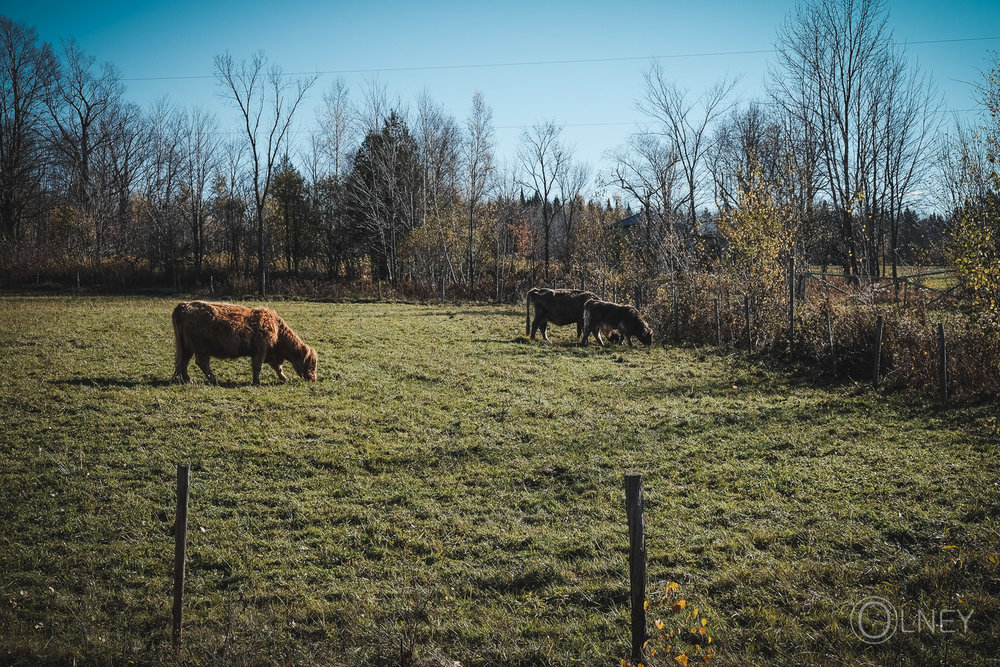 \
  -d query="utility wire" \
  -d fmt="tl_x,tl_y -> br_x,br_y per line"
121,35 -> 1000,82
